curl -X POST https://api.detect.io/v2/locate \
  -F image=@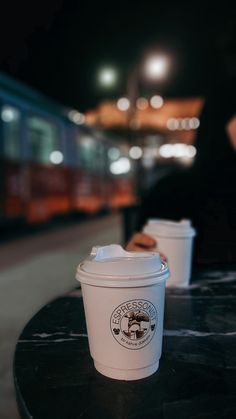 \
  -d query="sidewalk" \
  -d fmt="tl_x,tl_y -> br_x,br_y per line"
0,213 -> 122,419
